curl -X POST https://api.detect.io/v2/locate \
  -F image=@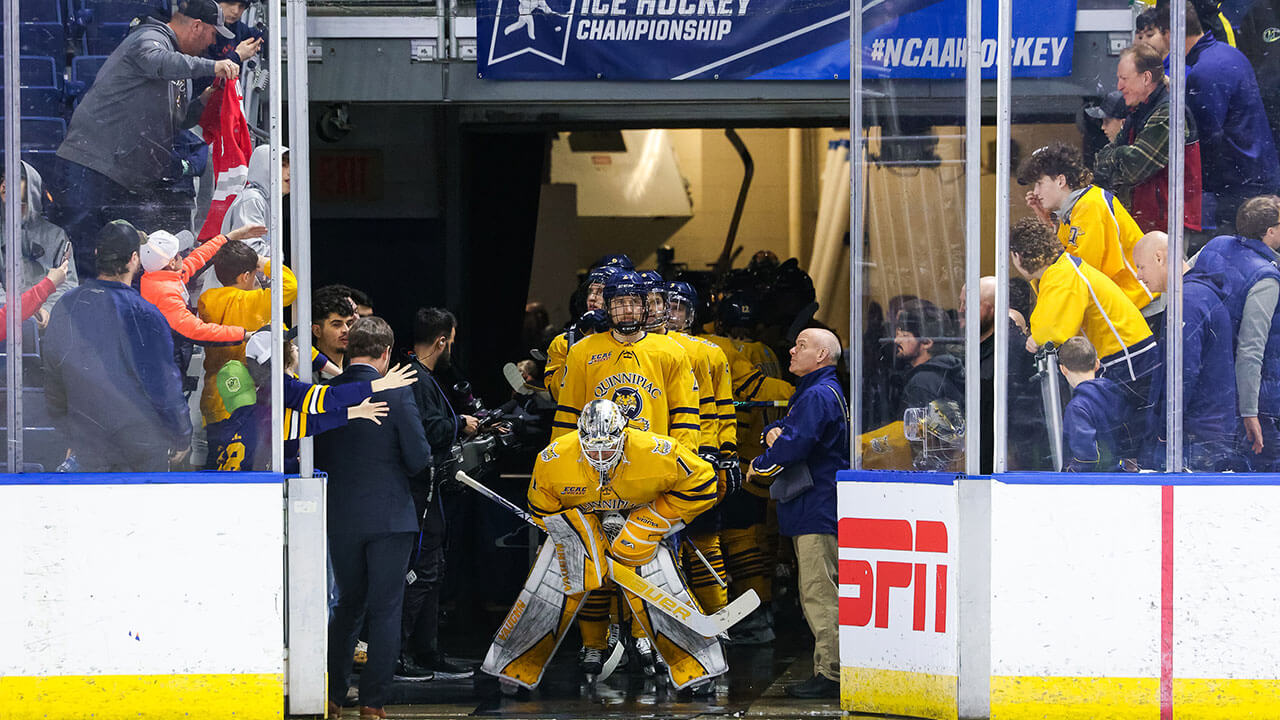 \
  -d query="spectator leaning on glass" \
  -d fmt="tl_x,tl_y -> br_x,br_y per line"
743,328 -> 849,700
1191,196 -> 1280,471
42,221 -> 193,472
51,0 -> 239,277
1156,2 -> 1280,237
1,162 -> 77,320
